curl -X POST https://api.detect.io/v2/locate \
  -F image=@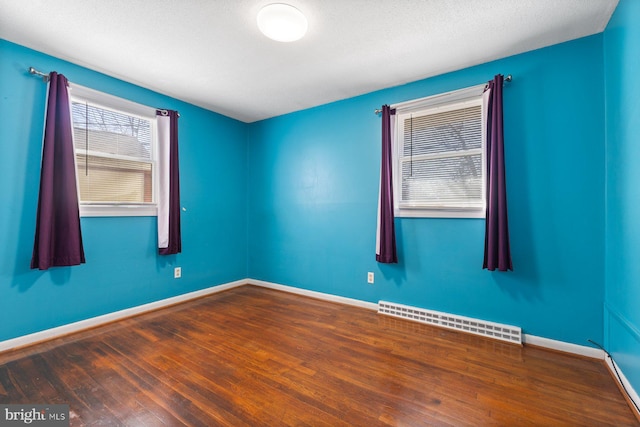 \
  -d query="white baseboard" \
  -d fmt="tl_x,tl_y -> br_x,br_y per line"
247,279 -> 379,311
522,334 -> 605,359
2,277 -> 637,419
605,353 -> 640,419
0,278 -> 612,361
0,279 -> 246,353
246,280 -> 608,357
2,277 -> 635,412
